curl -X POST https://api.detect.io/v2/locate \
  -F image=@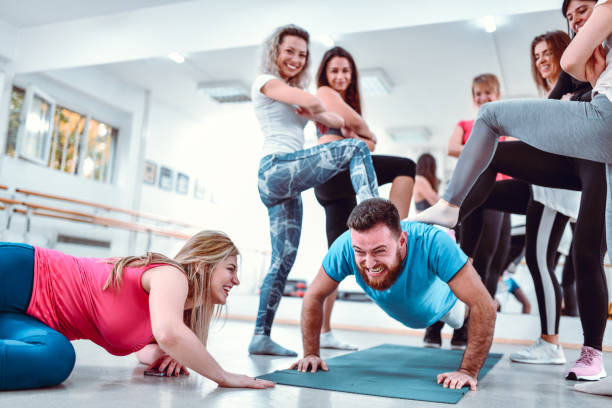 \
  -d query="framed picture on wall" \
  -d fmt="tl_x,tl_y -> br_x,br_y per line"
176,172 -> 190,195
159,166 -> 174,190
193,178 -> 206,200
143,160 -> 157,184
